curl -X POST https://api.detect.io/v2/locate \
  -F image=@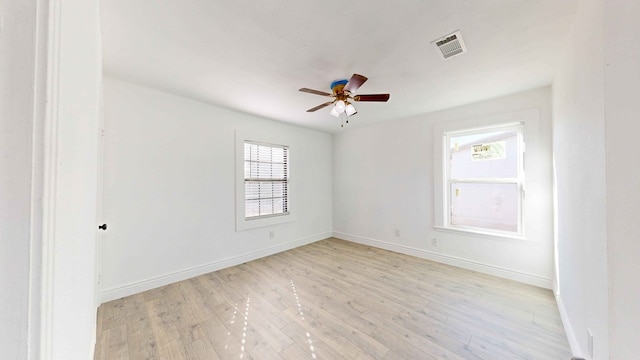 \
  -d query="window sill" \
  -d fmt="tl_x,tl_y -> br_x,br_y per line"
236,212 -> 295,231
433,225 -> 533,244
